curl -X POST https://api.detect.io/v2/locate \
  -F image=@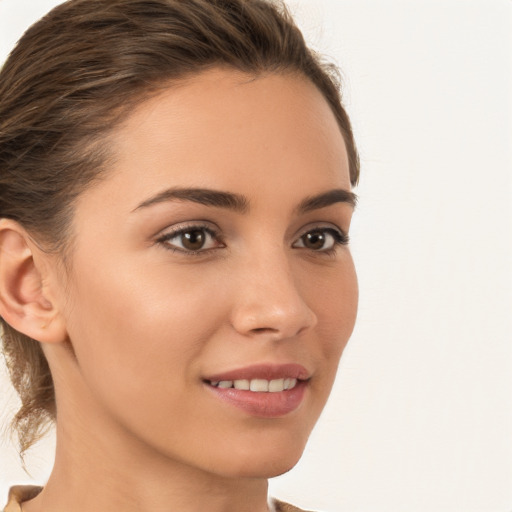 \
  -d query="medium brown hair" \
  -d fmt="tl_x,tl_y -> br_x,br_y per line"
0,0 -> 360,455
